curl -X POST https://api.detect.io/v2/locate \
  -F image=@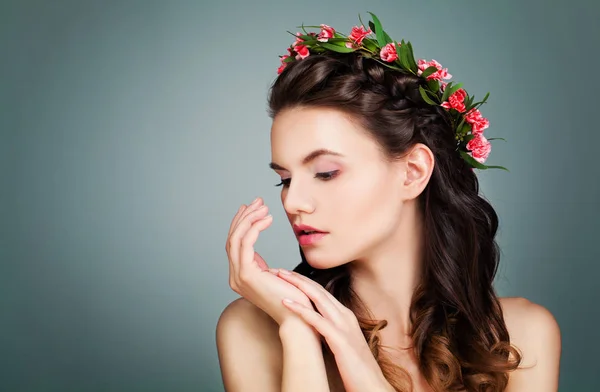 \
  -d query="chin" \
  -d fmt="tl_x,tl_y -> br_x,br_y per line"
301,246 -> 350,270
